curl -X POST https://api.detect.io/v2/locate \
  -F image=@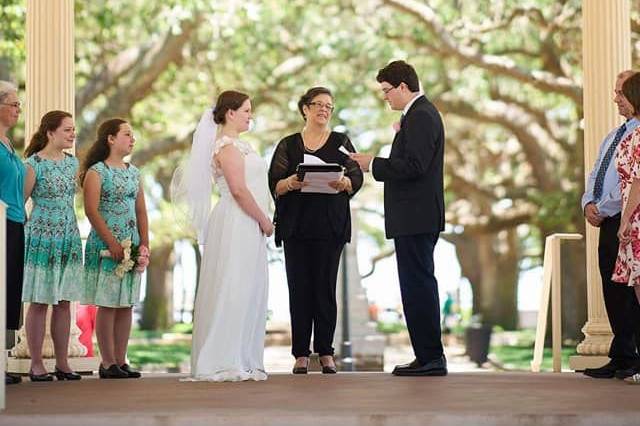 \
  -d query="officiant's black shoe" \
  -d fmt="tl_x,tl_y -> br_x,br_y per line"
319,357 -> 337,374
392,356 -> 448,377
292,357 -> 309,374
99,364 -> 129,379
583,361 -> 621,379
54,366 -> 81,381
120,363 -> 142,379
29,370 -> 53,382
